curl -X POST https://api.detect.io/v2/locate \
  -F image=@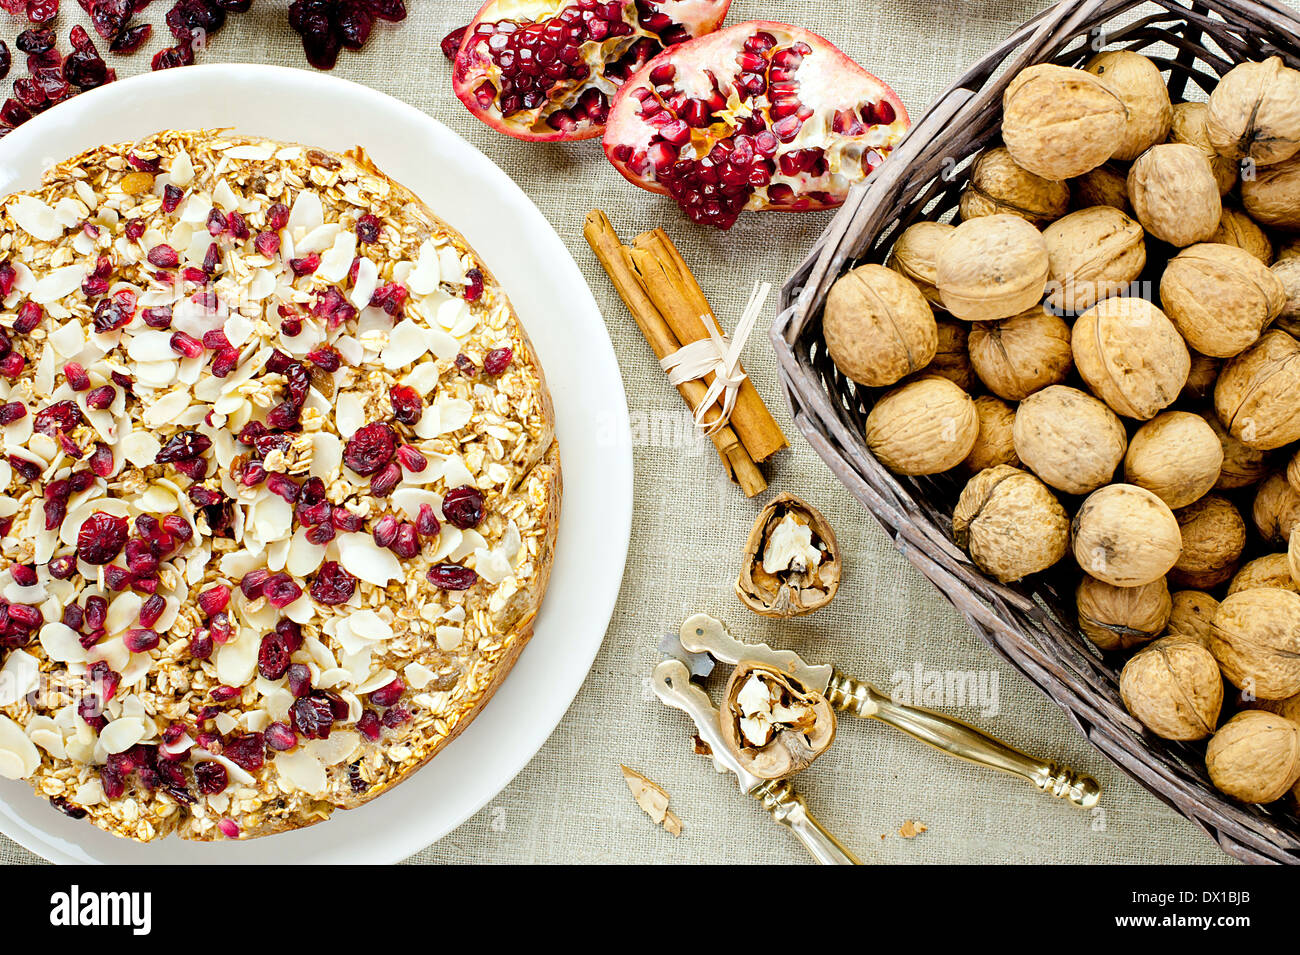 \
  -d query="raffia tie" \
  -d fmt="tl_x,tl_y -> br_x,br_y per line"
659,281 -> 771,436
